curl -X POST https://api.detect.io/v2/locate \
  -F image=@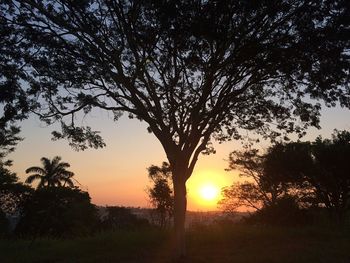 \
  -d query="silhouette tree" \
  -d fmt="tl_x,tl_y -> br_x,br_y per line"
15,186 -> 98,237
0,123 -> 32,229
147,162 -> 174,228
220,146 -> 292,212
0,164 -> 33,217
253,134 -> 350,222
25,156 -> 75,189
220,182 -> 265,212
222,132 -> 350,223
2,0 -> 349,257
308,131 -> 350,222
0,19 -> 30,128
100,206 -> 149,230
220,143 -> 315,225
0,125 -> 22,166
262,142 -> 317,207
